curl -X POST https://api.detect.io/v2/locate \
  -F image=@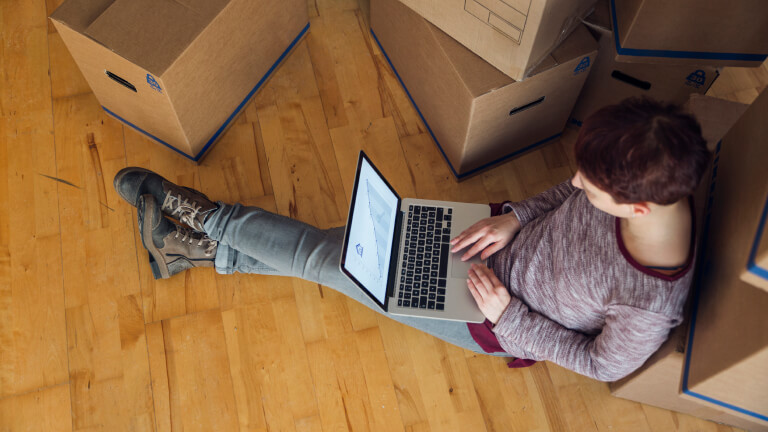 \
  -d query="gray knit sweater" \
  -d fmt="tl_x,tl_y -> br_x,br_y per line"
489,181 -> 694,382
